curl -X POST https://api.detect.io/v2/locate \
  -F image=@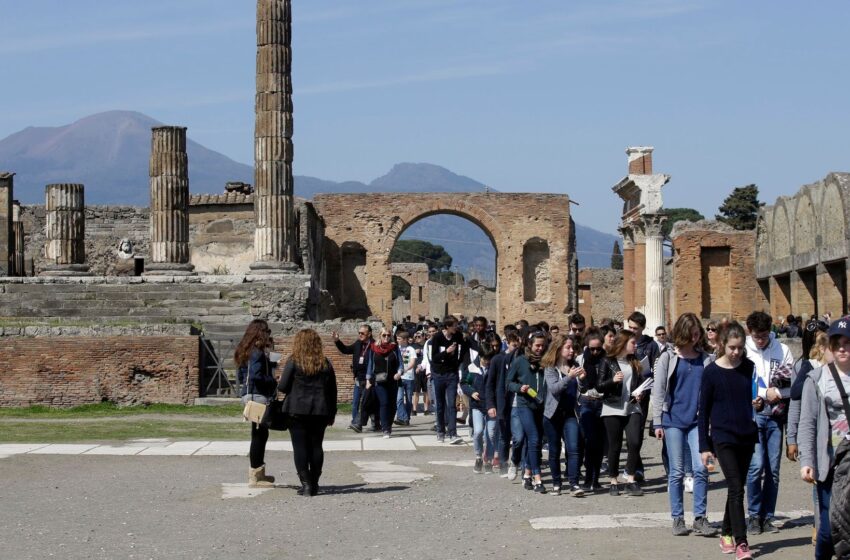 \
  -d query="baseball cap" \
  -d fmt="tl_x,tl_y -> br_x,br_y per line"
827,316 -> 850,339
